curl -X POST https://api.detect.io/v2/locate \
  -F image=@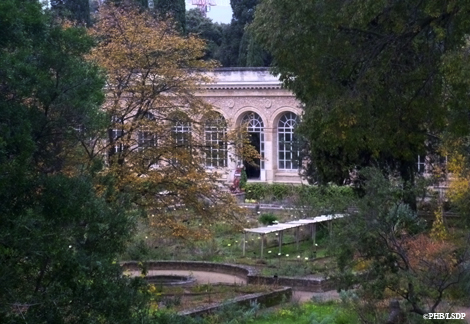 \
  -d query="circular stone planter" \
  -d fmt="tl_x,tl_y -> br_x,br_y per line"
145,275 -> 196,286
